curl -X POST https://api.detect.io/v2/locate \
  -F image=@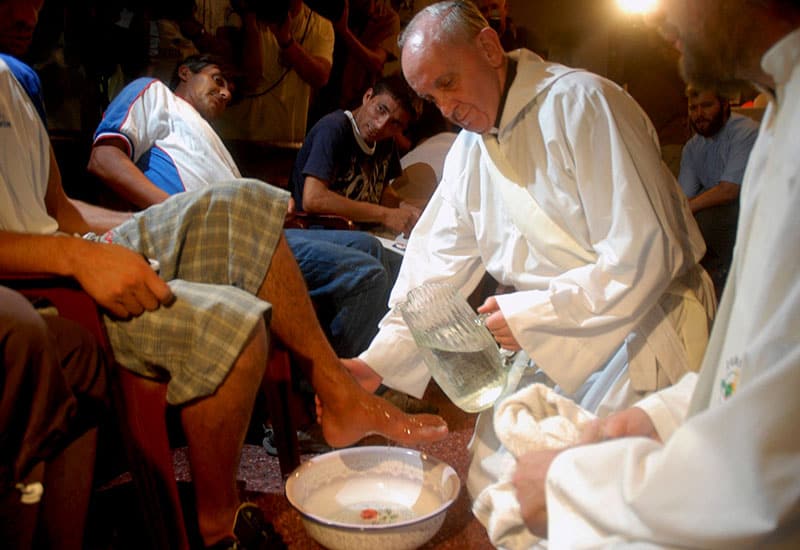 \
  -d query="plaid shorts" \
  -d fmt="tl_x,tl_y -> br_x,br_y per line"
93,179 -> 288,405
